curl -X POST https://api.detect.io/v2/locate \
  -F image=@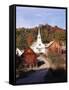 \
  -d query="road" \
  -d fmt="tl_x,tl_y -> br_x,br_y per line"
16,54 -> 66,84
16,69 -> 48,84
